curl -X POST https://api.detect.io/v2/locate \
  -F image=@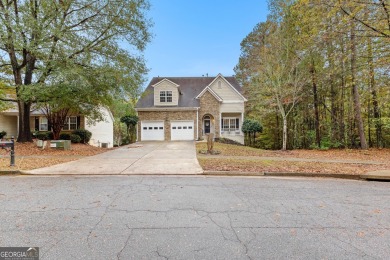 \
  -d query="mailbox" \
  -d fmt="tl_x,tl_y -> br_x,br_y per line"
0,141 -> 13,148
0,137 -> 15,166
